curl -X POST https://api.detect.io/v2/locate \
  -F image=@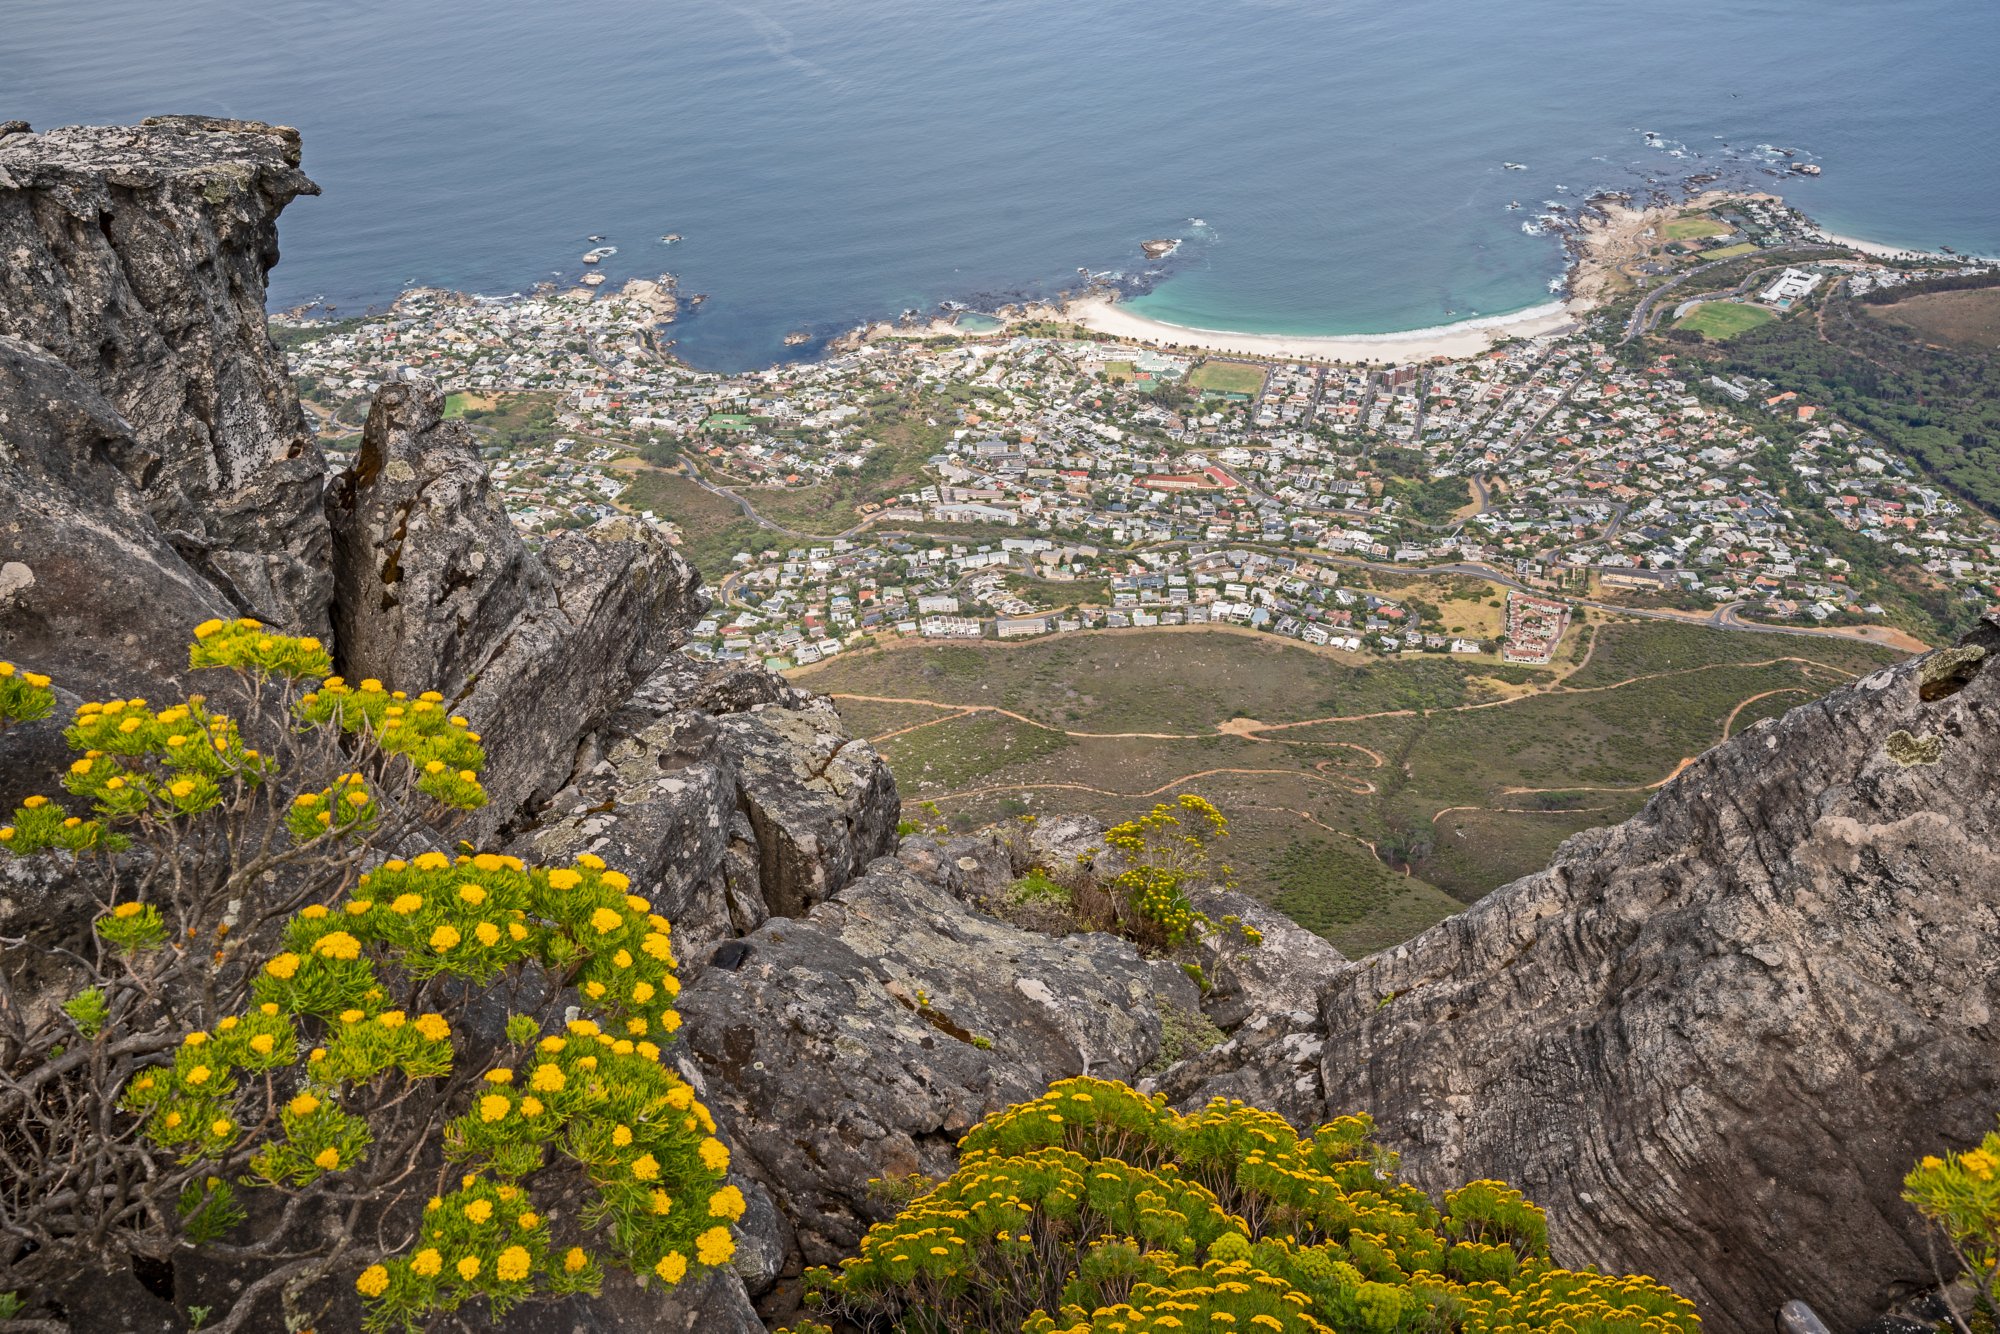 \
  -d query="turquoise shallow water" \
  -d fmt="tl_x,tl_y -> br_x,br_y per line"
8,0 -> 1998,369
